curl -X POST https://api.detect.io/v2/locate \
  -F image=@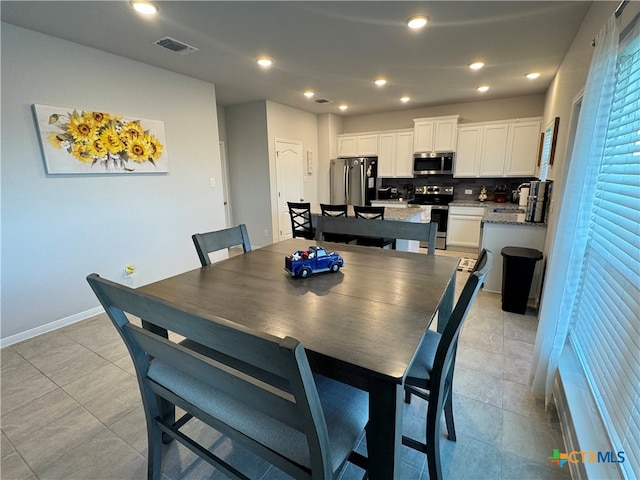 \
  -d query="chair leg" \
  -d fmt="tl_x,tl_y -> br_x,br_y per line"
147,419 -> 163,480
444,389 -> 456,442
426,401 -> 444,480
